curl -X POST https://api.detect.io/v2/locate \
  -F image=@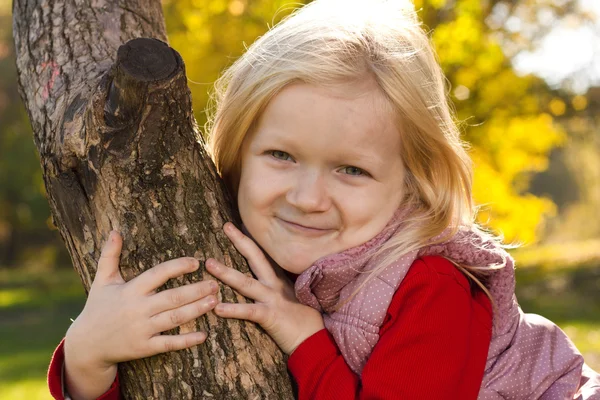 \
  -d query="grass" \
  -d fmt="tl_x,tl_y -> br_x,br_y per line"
0,251 -> 599,399
511,238 -> 600,269
513,257 -> 600,370
0,268 -> 86,400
